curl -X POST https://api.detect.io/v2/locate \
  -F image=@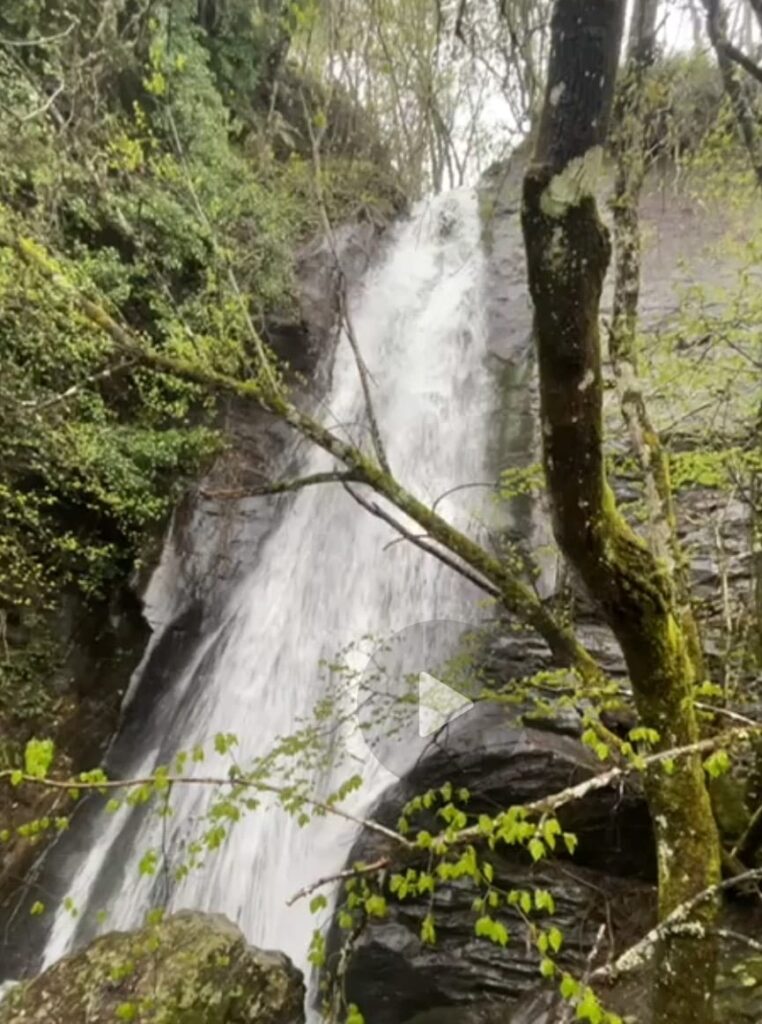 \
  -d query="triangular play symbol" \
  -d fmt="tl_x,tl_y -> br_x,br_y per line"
418,671 -> 473,738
